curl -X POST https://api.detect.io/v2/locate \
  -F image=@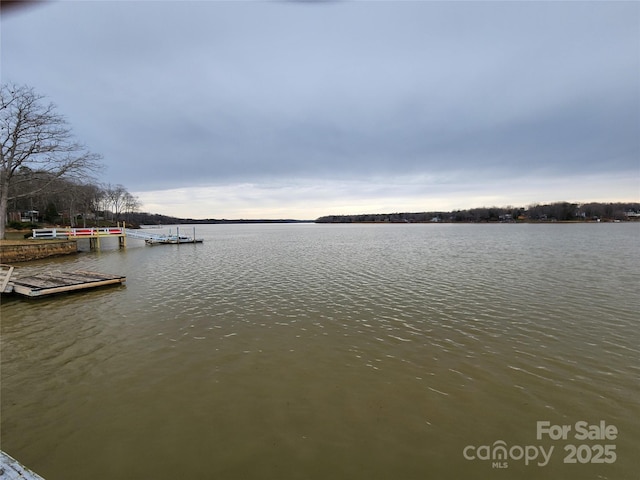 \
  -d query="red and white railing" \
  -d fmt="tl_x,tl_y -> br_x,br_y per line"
31,227 -> 124,239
